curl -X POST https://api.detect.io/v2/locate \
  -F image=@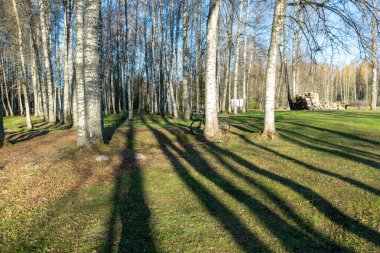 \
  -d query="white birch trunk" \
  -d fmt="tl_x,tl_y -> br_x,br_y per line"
371,0 -> 378,110
40,0 -> 55,122
76,0 -> 86,146
84,0 -> 104,145
242,0 -> 251,113
232,0 -> 244,115
205,0 -> 220,139
63,0 -> 73,123
121,0 -> 127,116
195,1 -> 202,114
12,0 -> 33,129
1,61 -> 13,116
182,0 -> 191,120
291,5 -> 297,97
222,7 -> 234,112
150,0 -> 157,114
247,12 -> 258,110
1,79 -> 8,117
169,1 -> 178,118
30,36 -> 39,117
262,0 -> 286,137
72,79 -> 78,127
36,23 -> 47,120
